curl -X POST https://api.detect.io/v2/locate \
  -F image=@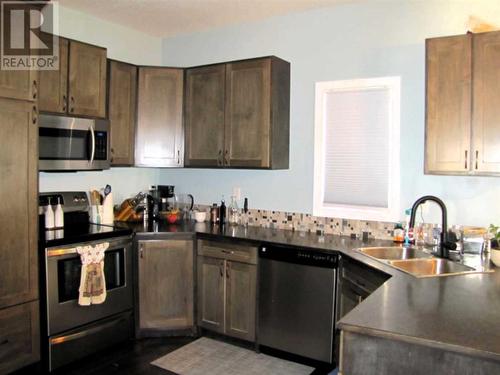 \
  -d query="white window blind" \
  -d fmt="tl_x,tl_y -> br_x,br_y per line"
314,77 -> 400,221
